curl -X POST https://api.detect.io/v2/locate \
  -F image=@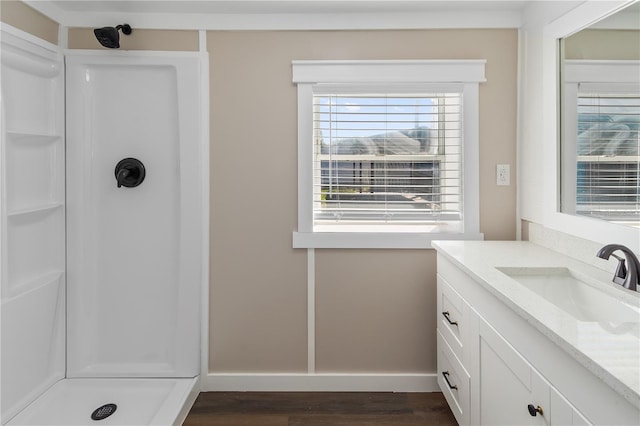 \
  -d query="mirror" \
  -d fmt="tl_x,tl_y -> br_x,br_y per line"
560,3 -> 640,229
